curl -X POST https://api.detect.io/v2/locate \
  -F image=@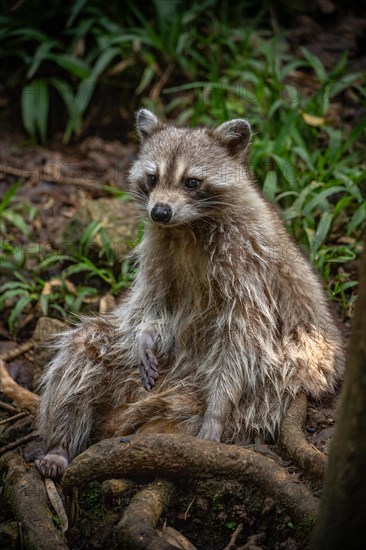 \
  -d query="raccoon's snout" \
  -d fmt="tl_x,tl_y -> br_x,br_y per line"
151,203 -> 172,224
